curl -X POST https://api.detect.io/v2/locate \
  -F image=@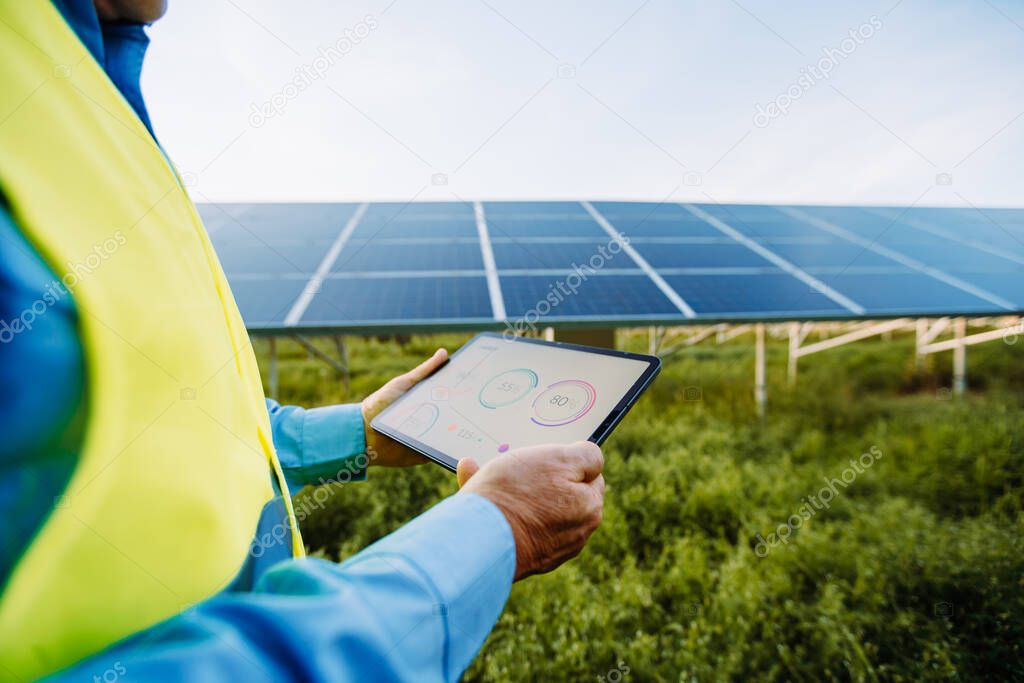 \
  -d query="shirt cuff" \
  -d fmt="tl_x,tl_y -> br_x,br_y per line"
266,399 -> 368,491
296,403 -> 368,487
343,492 -> 517,676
